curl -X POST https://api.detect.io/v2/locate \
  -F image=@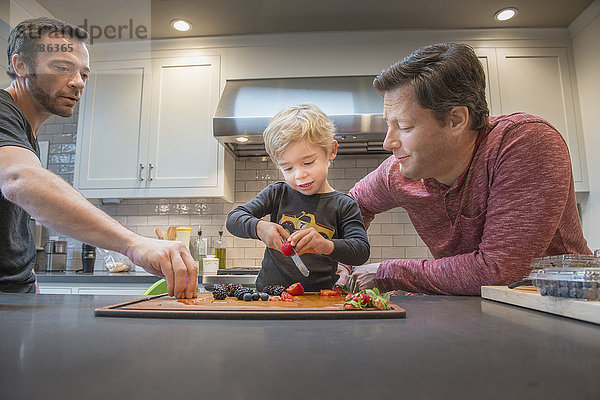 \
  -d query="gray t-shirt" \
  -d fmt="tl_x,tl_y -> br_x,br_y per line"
226,182 -> 370,291
0,89 -> 39,292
